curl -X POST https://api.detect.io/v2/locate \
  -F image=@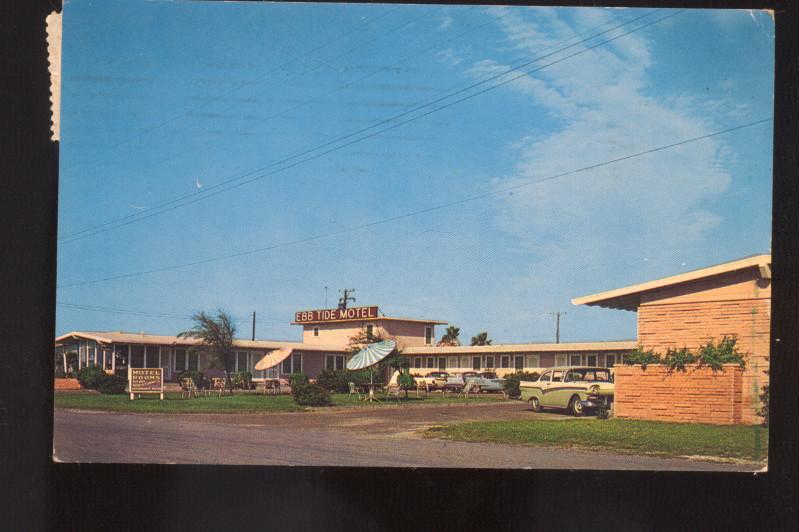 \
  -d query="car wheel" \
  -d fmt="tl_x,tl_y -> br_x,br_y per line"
529,397 -> 541,412
570,395 -> 584,417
